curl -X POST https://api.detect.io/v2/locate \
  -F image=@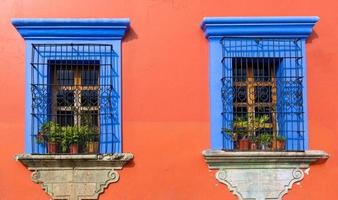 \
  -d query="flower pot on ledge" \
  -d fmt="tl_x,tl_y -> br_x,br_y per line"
272,140 -> 285,151
69,144 -> 79,154
239,139 -> 250,150
87,141 -> 99,154
47,142 -> 57,154
250,142 -> 257,150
